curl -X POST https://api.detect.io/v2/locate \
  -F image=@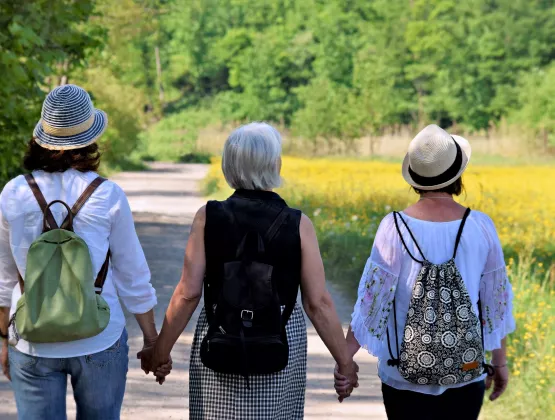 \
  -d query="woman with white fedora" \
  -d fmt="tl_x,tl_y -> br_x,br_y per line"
335,125 -> 515,419
0,84 -> 161,419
